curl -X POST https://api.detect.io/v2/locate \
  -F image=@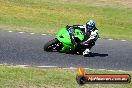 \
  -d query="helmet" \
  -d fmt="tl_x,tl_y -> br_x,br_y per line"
86,20 -> 95,30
